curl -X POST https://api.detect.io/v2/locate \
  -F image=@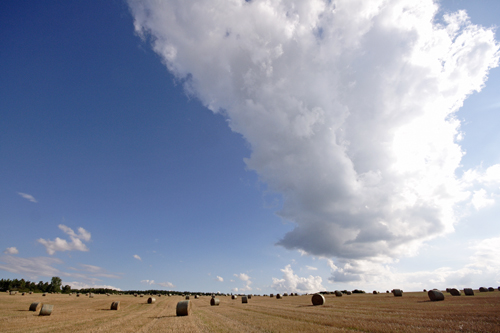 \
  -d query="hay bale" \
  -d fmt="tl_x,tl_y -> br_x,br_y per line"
140,294 -> 144,297
176,300 -> 192,316
428,290 -> 445,301
392,289 -> 403,297
210,298 -> 220,306
335,290 -> 342,297
29,302 -> 42,312
449,288 -> 461,296
488,287 -> 494,292
185,295 -> 190,300
148,297 -> 156,304
110,301 -> 120,310
346,291 -> 352,295
86,293 -> 89,296
276,294 -> 282,299
479,287 -> 488,292
270,294 -> 274,297
423,289 -> 426,292
42,293 -> 47,296
29,291 -> 33,294
463,288 -> 474,296
89,294 -> 94,298
283,293 -> 288,296
22,292 -> 26,296
77,293 -> 80,297
194,295 -> 199,299
247,294 -> 252,299
39,304 -> 54,316
373,291 -> 378,294
231,295 -> 237,299
9,291 -> 17,295
242,296 -> 248,303
311,293 -> 325,306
